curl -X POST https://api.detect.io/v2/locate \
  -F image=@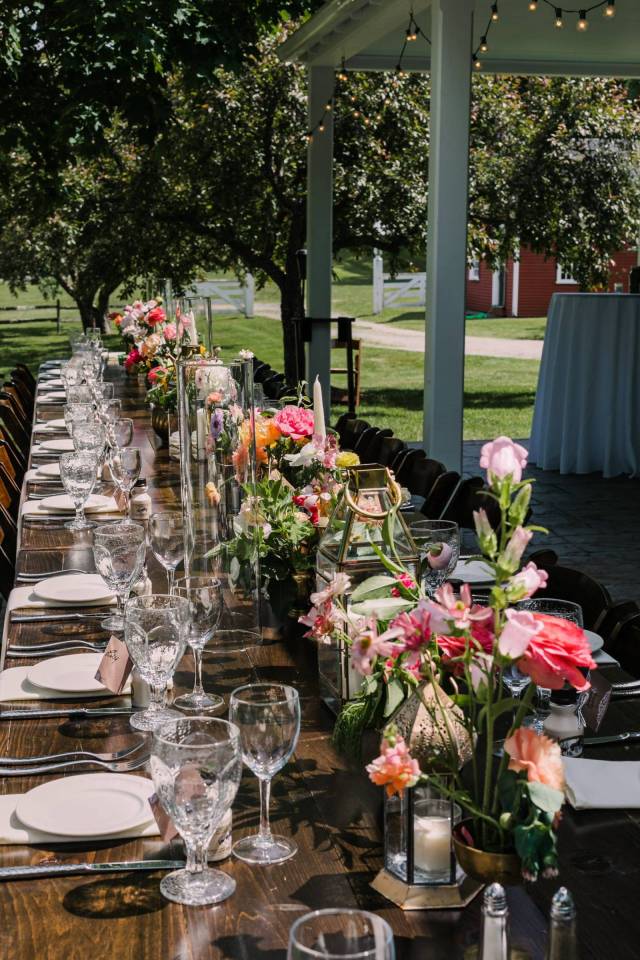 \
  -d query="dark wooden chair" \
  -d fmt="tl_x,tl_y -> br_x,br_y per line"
0,541 -> 15,600
262,373 -> 286,399
0,386 -> 28,421
392,448 -> 425,485
442,476 -> 502,531
421,471 -> 462,519
333,413 -> 357,446
0,434 -> 27,479
0,401 -> 31,461
13,362 -> 36,391
340,418 -> 370,451
353,426 -> 393,463
526,556 -> 612,633
403,456 -> 446,500
376,436 -> 407,468
0,462 -> 20,519
10,373 -> 35,415
253,364 -> 273,384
